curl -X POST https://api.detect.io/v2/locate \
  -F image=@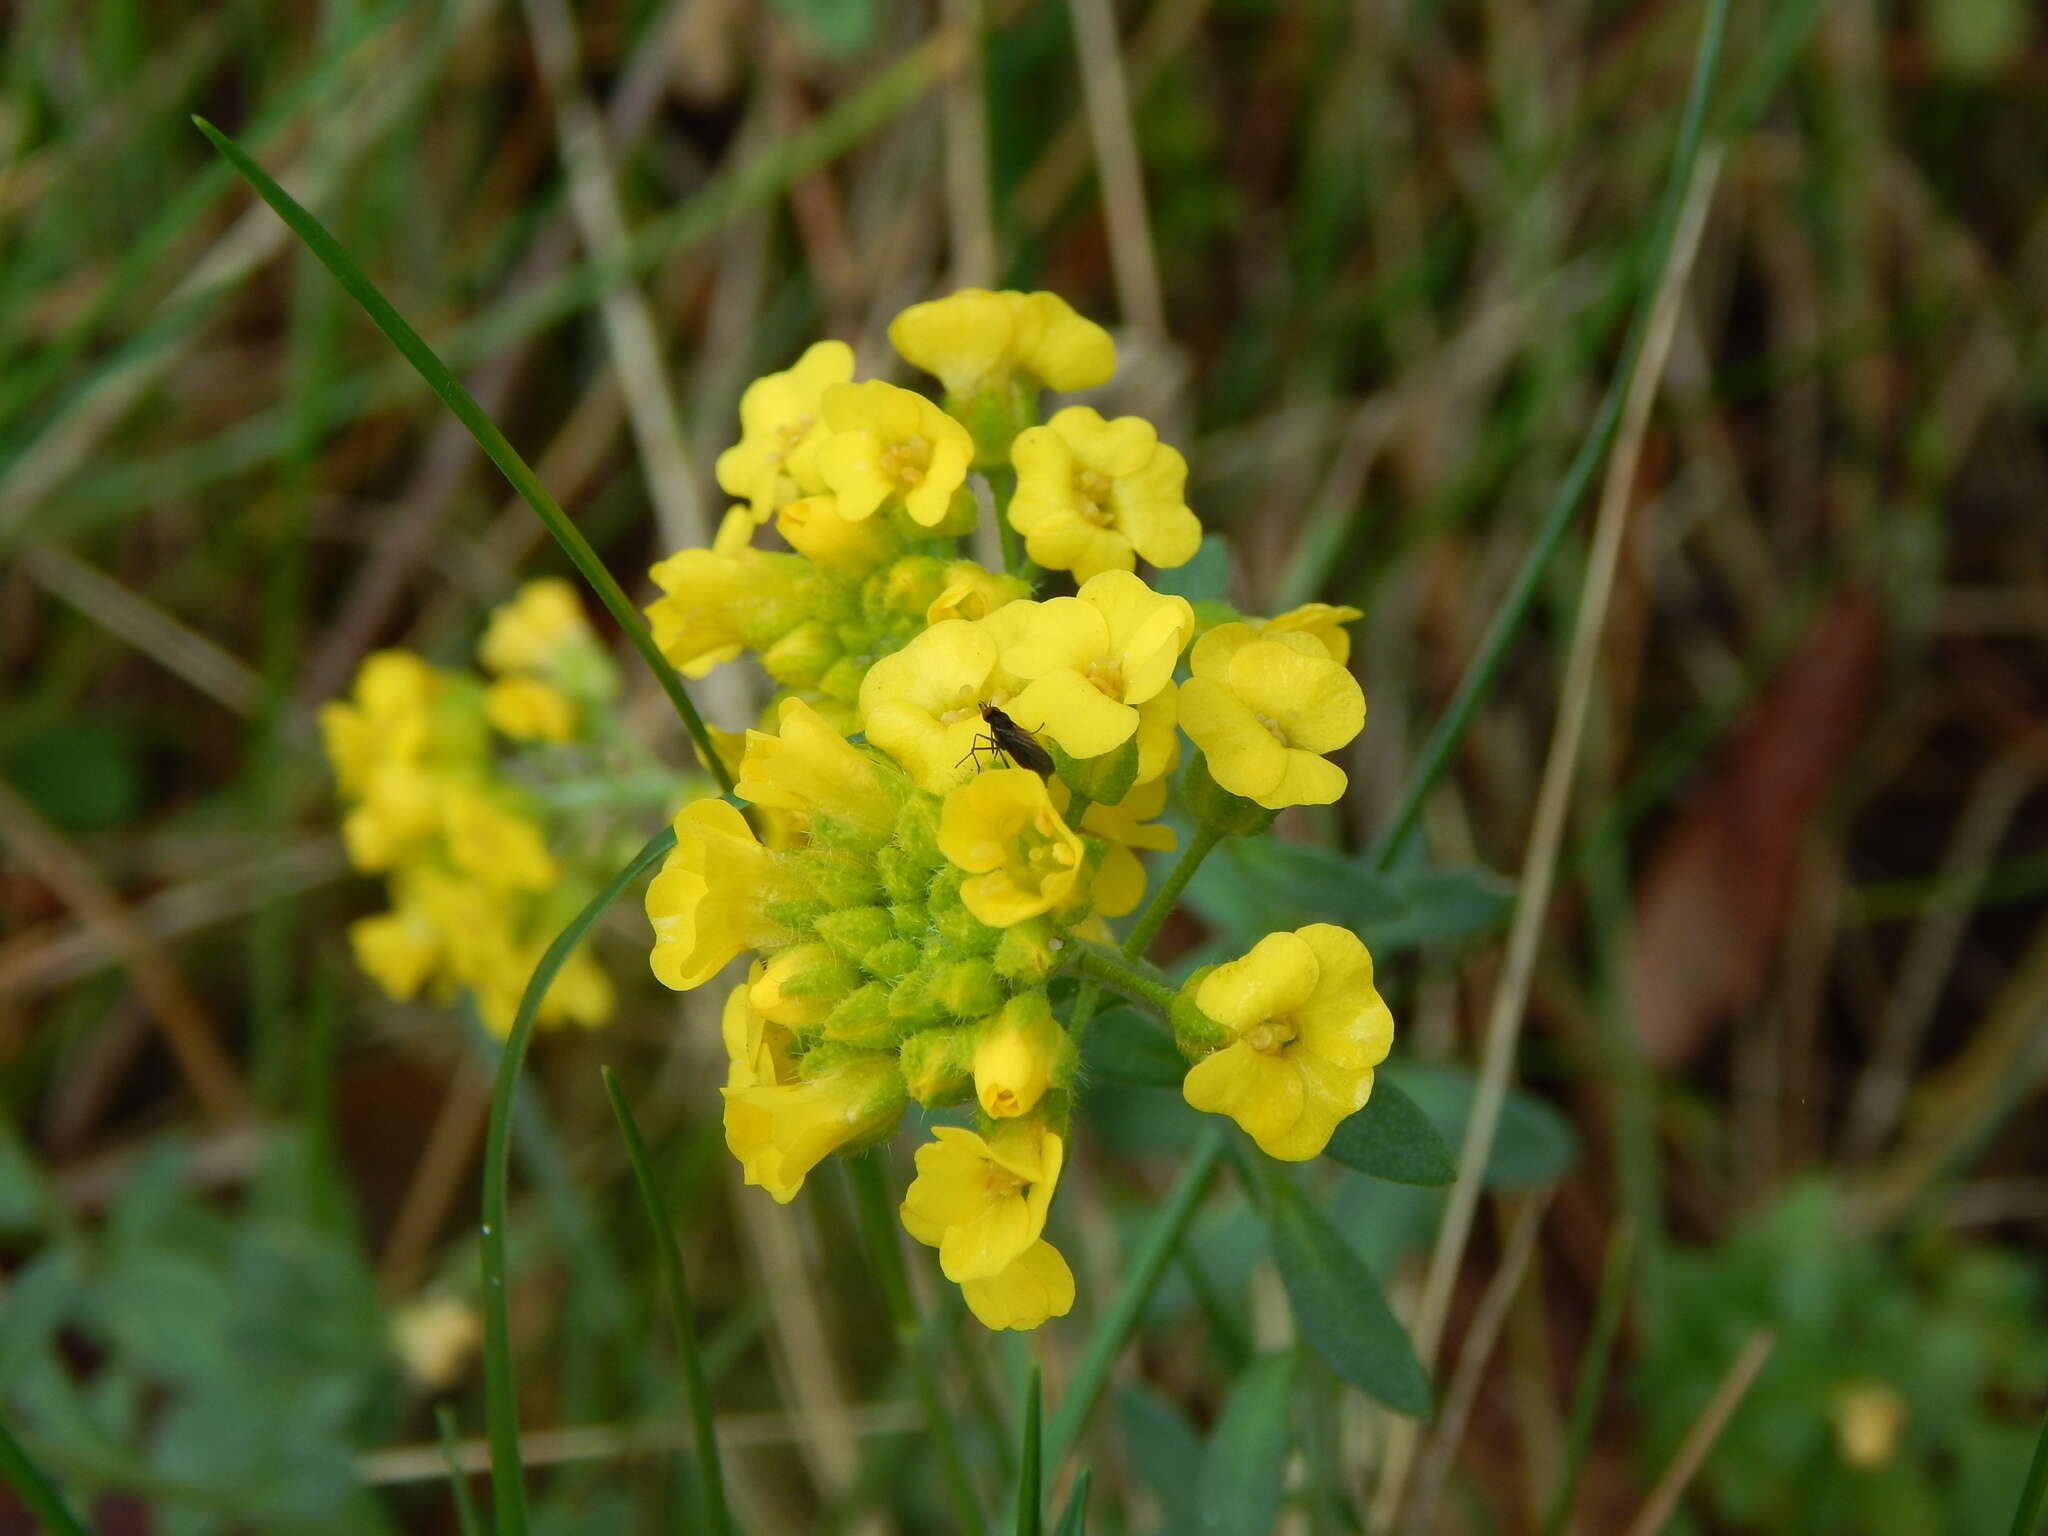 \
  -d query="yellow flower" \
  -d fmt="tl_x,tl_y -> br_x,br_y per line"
888,289 -> 1115,399
775,493 -> 900,570
1831,1381 -> 1907,1469
440,785 -> 557,892
1069,774 -> 1175,918
938,769 -> 1087,927
722,977 -> 798,1090
715,340 -> 854,516
1181,924 -> 1393,1160
644,546 -> 806,679
723,1052 -> 904,1203
972,993 -> 1061,1118
1259,602 -> 1364,665
736,697 -> 902,840
960,1241 -> 1075,1331
1178,623 -> 1364,809
858,619 -> 1015,792
320,650 -> 438,798
390,1296 -> 482,1390
817,379 -> 974,527
1001,570 -> 1193,773
1008,407 -> 1201,581
645,799 -> 801,990
479,579 -> 590,676
349,906 -> 441,1001
899,1119 -> 1064,1281
712,504 -> 768,554
926,561 -> 1025,625
339,766 -> 440,872
485,676 -> 577,743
